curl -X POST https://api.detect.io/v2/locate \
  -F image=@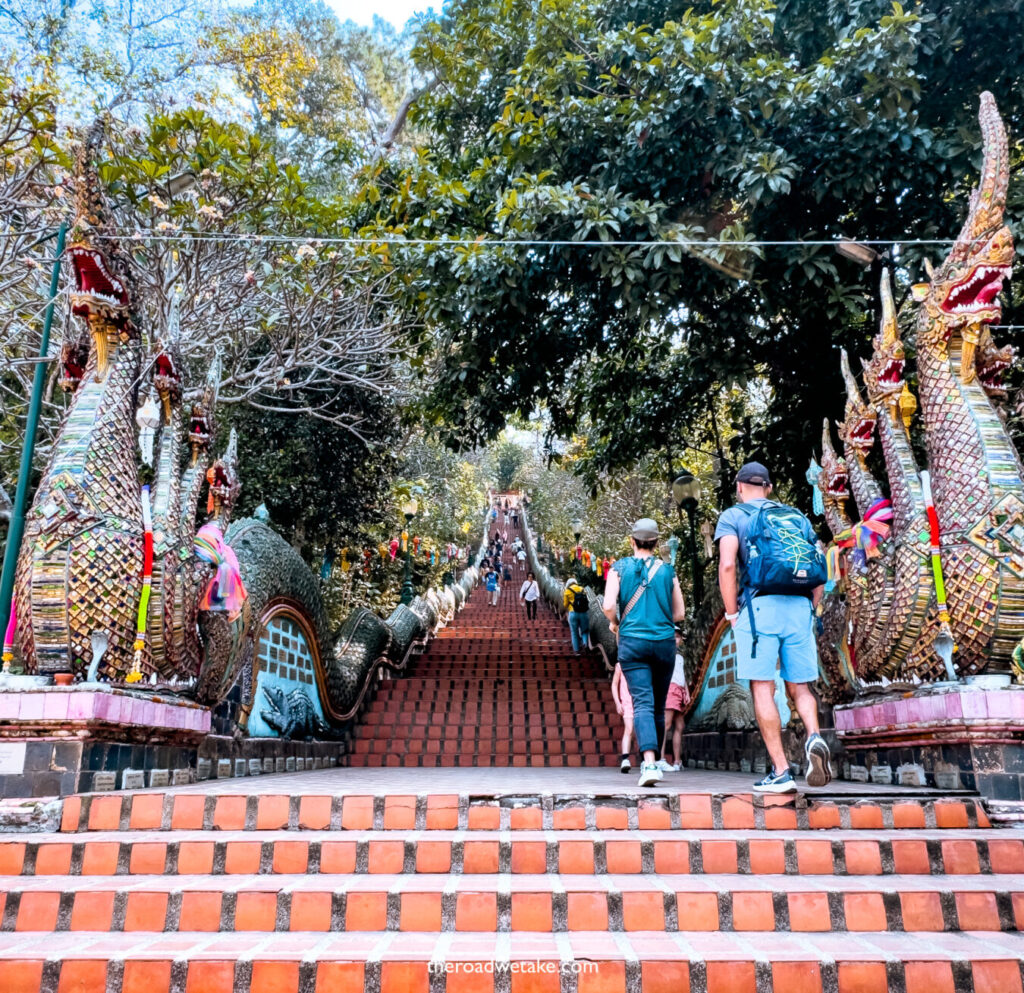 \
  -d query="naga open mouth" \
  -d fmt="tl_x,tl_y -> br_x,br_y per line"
825,471 -> 850,500
878,356 -> 905,385
978,351 -> 1012,393
189,413 -> 211,444
940,264 -> 1011,317
843,413 -> 877,452
69,247 -> 130,318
